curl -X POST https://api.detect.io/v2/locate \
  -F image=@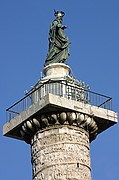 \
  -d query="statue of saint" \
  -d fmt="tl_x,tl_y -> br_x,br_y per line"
44,11 -> 70,67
